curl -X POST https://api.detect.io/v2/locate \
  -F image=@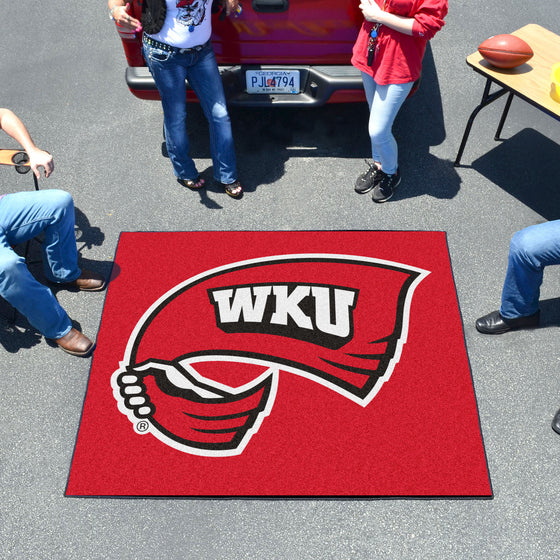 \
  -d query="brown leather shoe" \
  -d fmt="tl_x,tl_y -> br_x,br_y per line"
54,328 -> 95,357
69,270 -> 106,292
